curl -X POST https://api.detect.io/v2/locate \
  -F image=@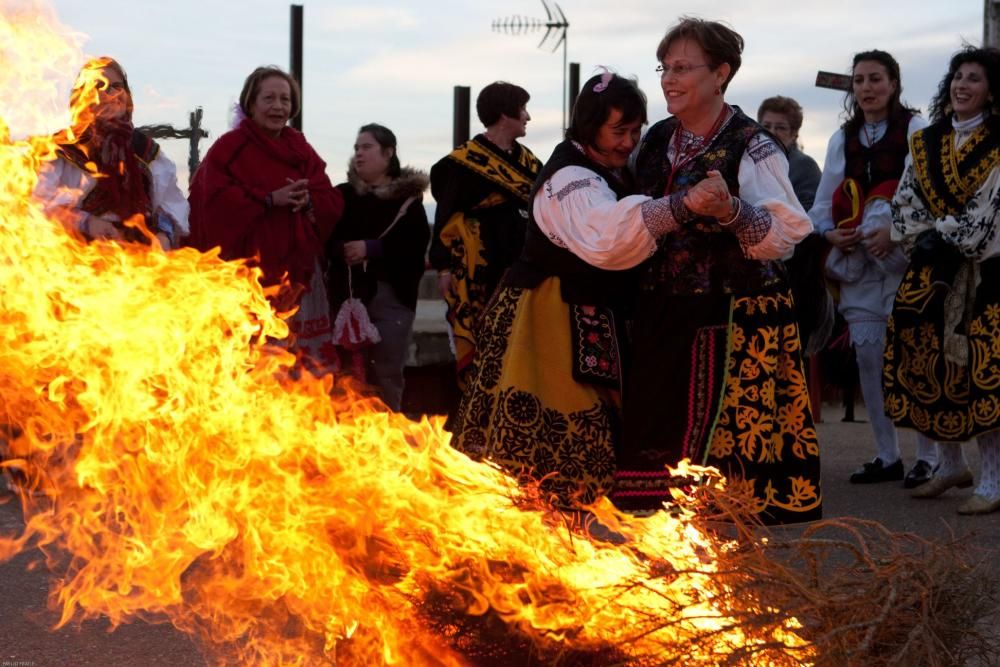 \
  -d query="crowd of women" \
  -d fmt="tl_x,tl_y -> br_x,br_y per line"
30,17 -> 1000,521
